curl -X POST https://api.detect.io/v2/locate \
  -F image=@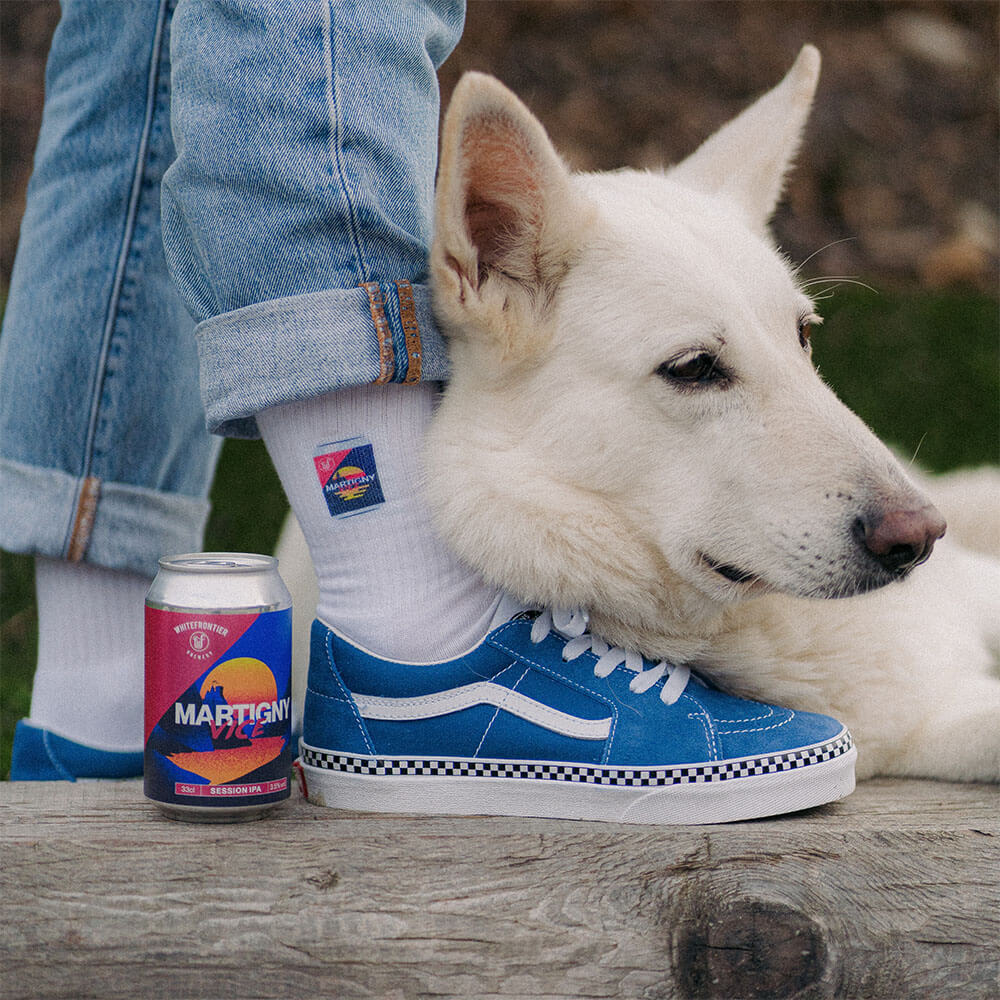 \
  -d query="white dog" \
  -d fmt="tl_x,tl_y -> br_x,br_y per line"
279,46 -> 999,783
420,46 -> 1000,783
